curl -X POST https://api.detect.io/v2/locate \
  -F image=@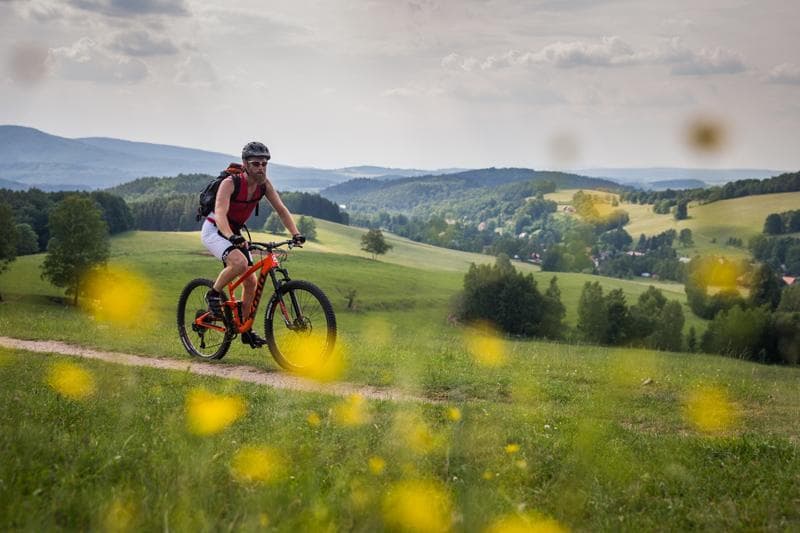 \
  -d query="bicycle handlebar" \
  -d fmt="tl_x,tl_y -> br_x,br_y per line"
248,239 -> 300,252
